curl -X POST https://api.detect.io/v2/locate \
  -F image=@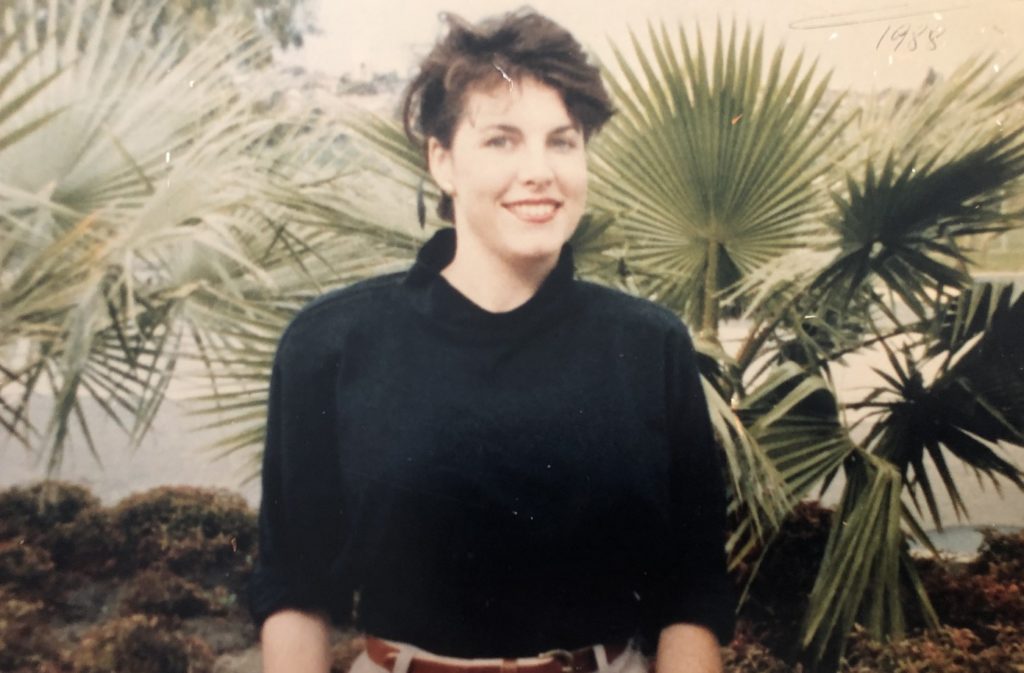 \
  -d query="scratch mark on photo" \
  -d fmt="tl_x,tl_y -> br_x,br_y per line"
790,2 -> 972,30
